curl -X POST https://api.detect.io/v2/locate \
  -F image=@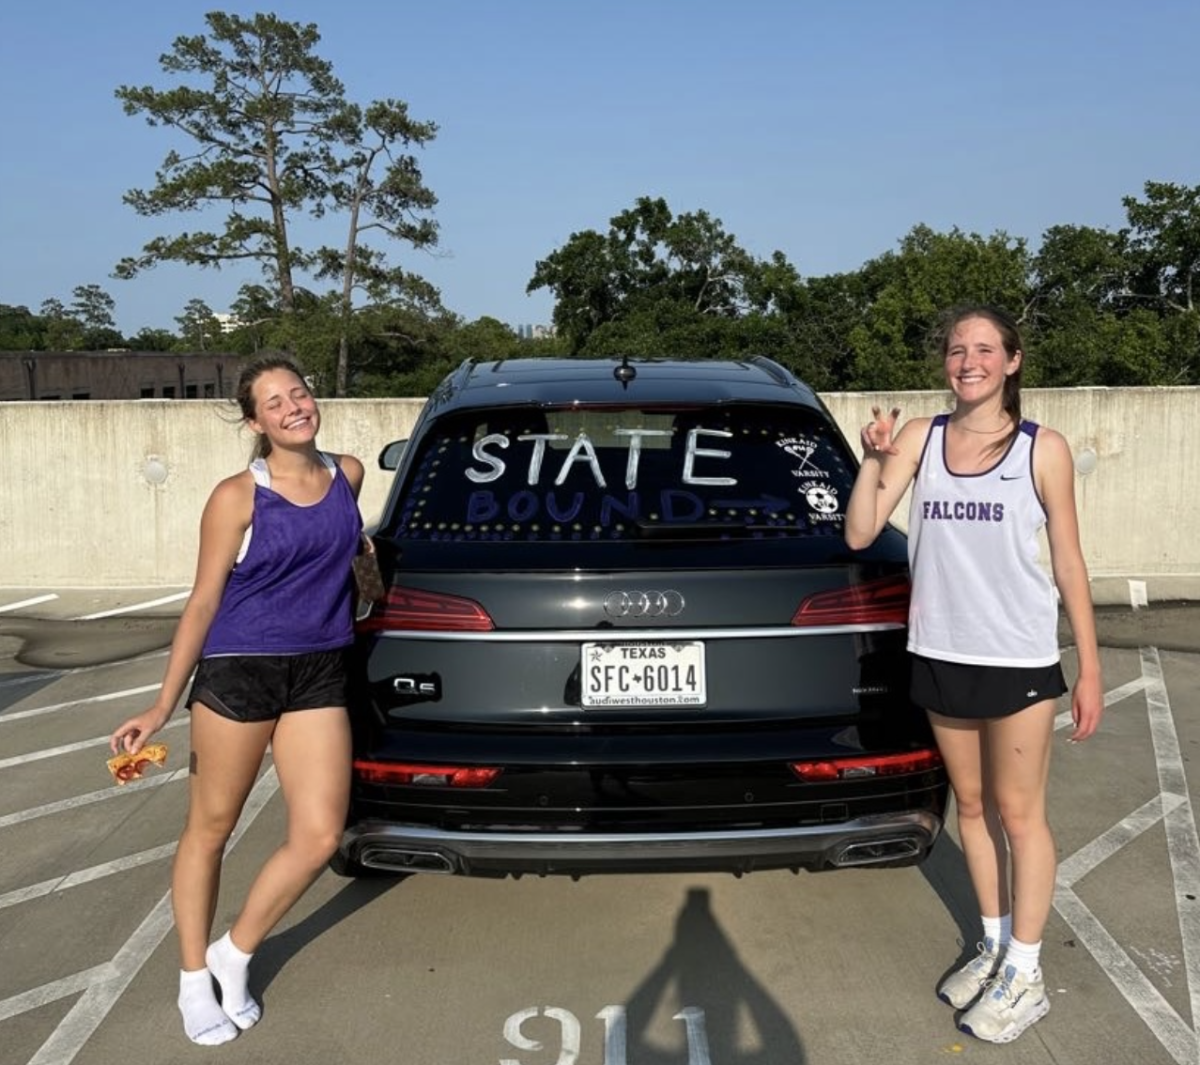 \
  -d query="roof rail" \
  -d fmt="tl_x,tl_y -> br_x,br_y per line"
426,358 -> 476,410
746,355 -> 798,387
